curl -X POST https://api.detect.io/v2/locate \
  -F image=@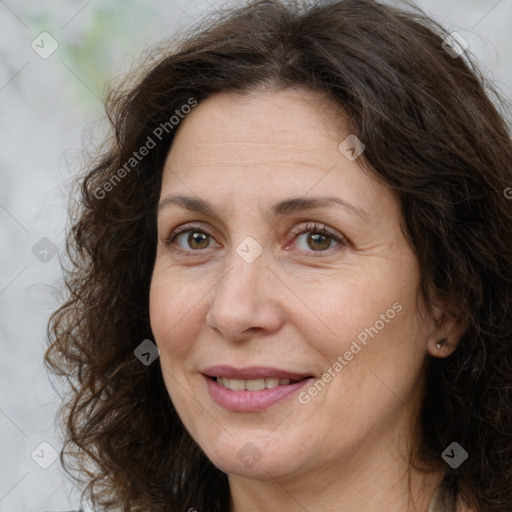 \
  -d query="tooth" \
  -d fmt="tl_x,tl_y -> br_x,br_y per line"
265,377 -> 280,389
216,377 -> 296,391
245,378 -> 266,391
229,378 -> 246,391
